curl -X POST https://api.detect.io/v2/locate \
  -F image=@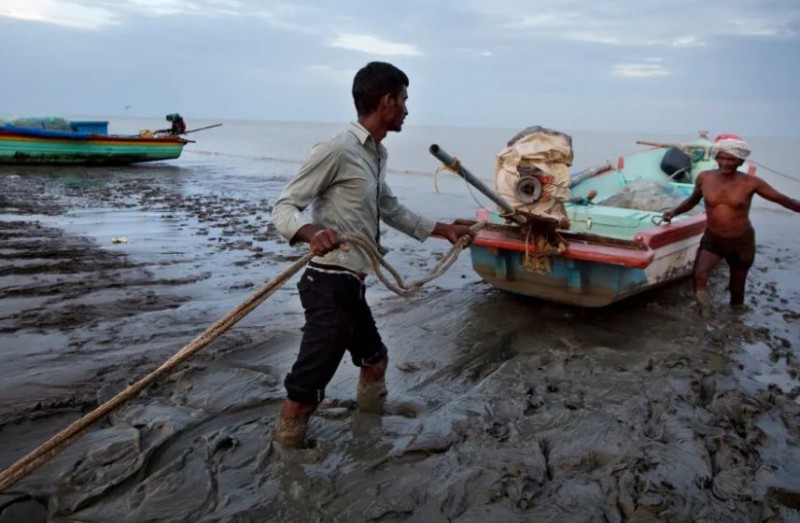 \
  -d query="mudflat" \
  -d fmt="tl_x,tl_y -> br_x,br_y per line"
1,168 -> 799,522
